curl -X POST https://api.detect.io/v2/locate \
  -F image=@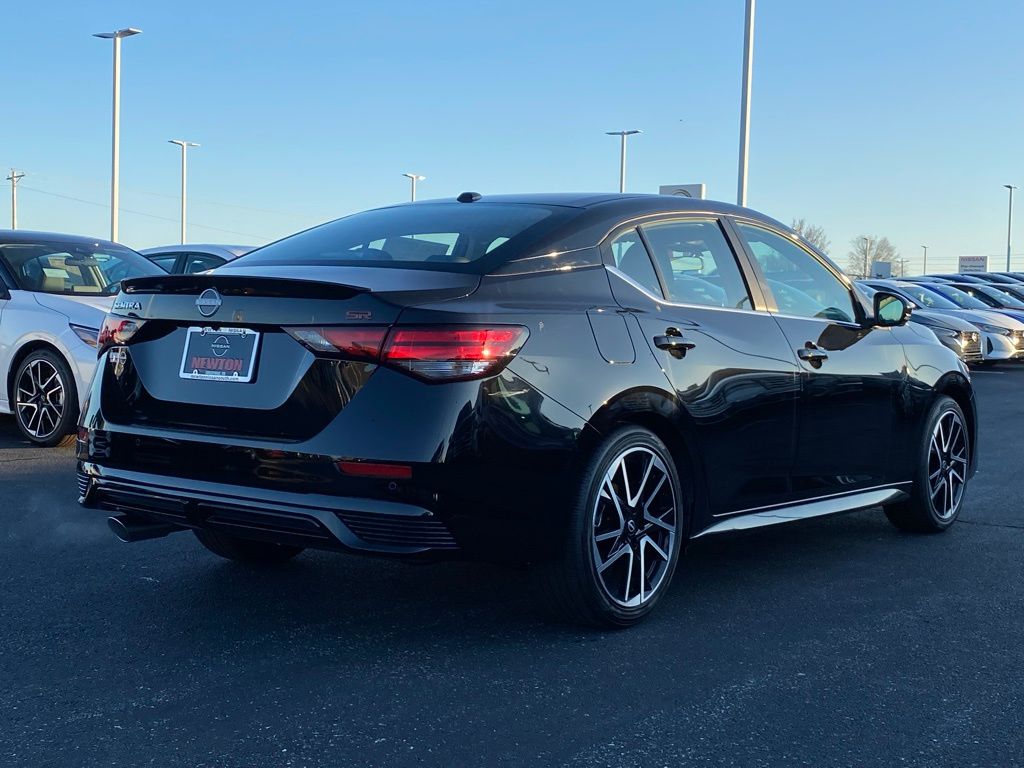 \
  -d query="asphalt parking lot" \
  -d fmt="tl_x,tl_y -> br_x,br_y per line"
2,368 -> 1022,768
